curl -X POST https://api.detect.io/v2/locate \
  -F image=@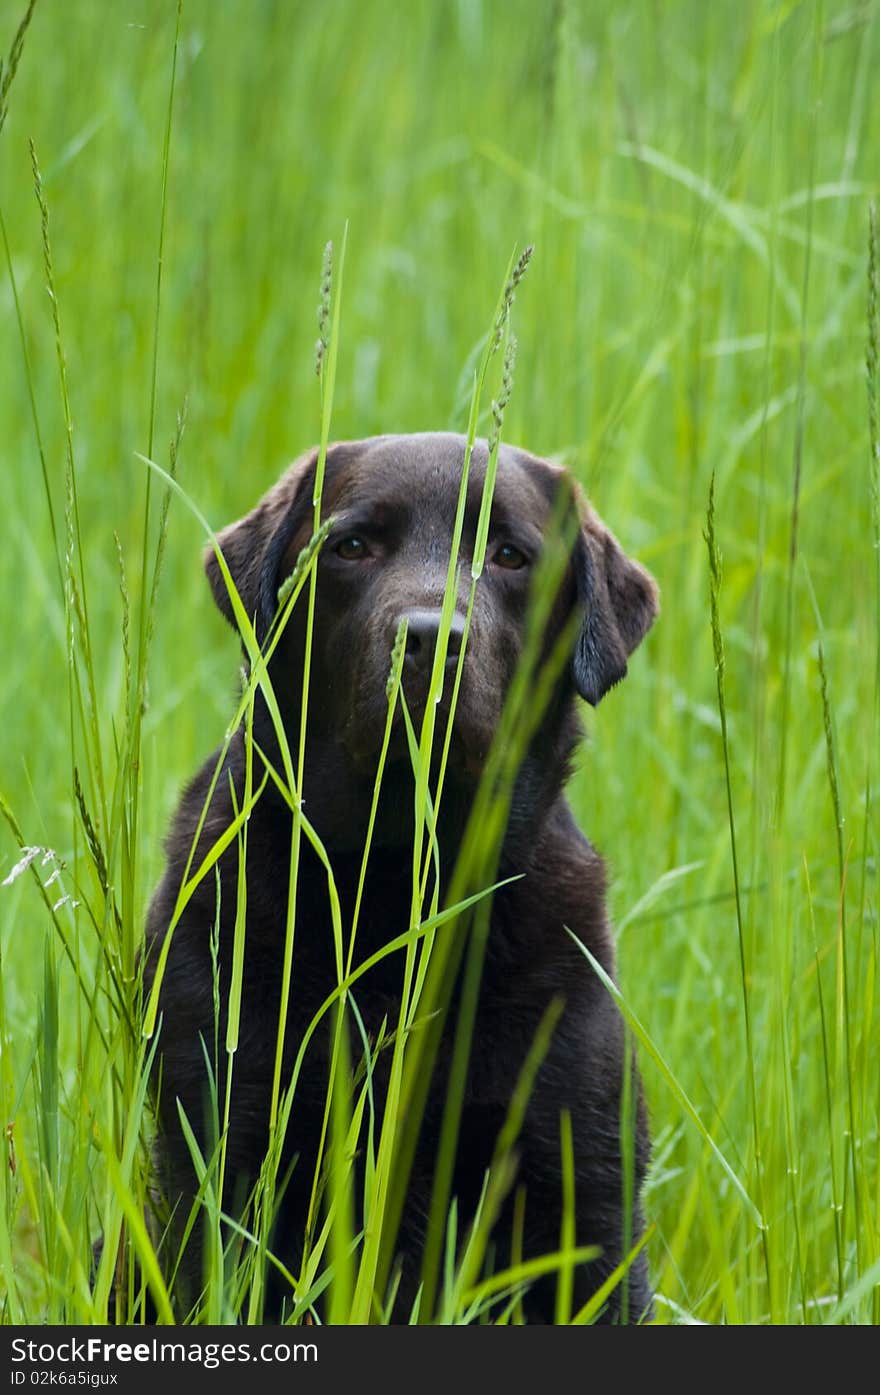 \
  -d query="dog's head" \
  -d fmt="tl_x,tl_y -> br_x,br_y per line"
205,433 -> 658,776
